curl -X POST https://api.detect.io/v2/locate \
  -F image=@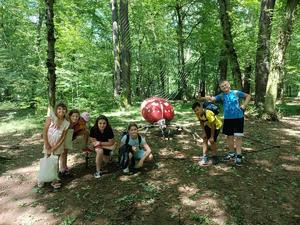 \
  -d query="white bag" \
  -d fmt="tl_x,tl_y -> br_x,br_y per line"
38,154 -> 59,183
